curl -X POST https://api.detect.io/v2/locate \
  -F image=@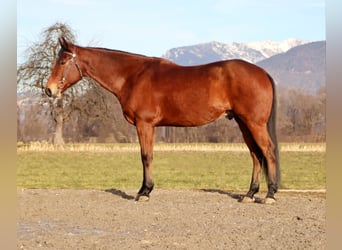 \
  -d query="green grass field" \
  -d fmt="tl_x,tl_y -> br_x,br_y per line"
17,143 -> 326,191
